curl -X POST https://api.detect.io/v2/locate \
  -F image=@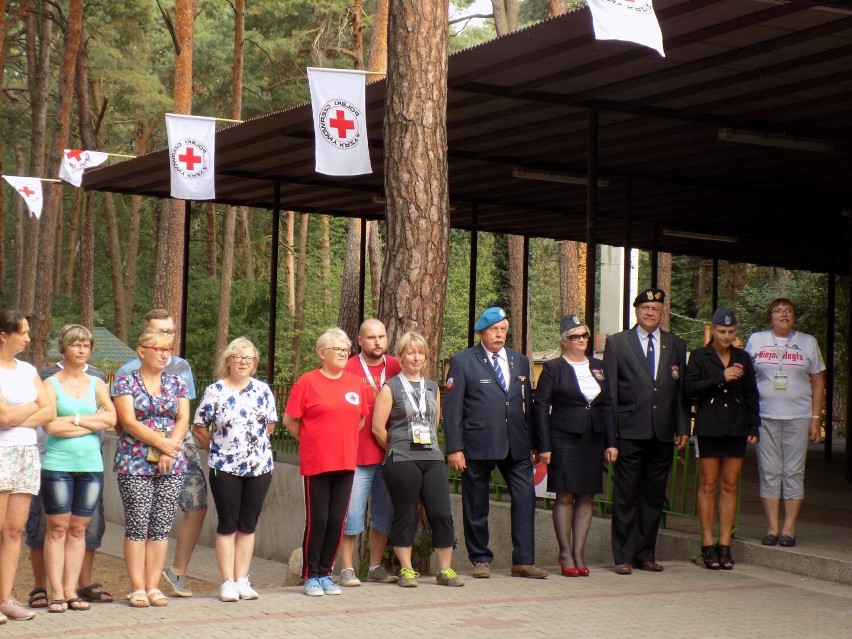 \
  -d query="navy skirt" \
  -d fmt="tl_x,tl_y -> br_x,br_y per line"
546,427 -> 607,495
695,435 -> 747,459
